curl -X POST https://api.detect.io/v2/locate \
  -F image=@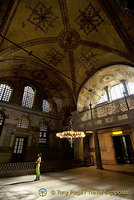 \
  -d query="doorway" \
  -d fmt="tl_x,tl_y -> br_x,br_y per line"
113,135 -> 134,164
12,137 -> 27,162
83,134 -> 94,166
